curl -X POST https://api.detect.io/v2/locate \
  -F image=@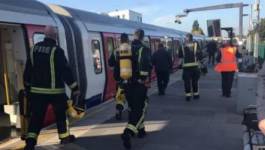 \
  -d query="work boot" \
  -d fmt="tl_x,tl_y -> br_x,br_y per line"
121,132 -> 131,150
60,135 -> 76,144
193,95 -> 200,100
137,128 -> 147,138
24,138 -> 36,150
186,96 -> 191,101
